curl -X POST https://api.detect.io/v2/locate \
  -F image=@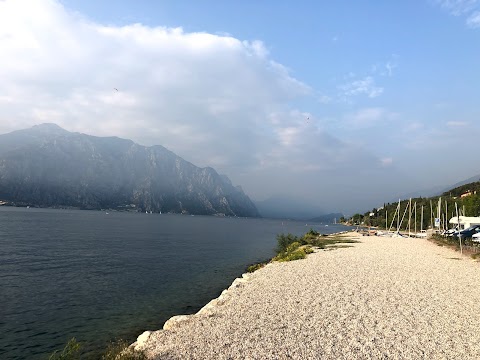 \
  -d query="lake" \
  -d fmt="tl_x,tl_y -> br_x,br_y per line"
0,207 -> 350,359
